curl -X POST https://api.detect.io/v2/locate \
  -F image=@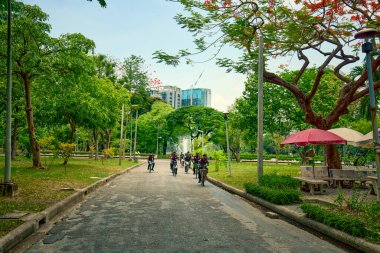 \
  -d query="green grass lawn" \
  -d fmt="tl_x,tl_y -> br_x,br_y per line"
208,161 -> 301,190
0,156 -> 139,237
